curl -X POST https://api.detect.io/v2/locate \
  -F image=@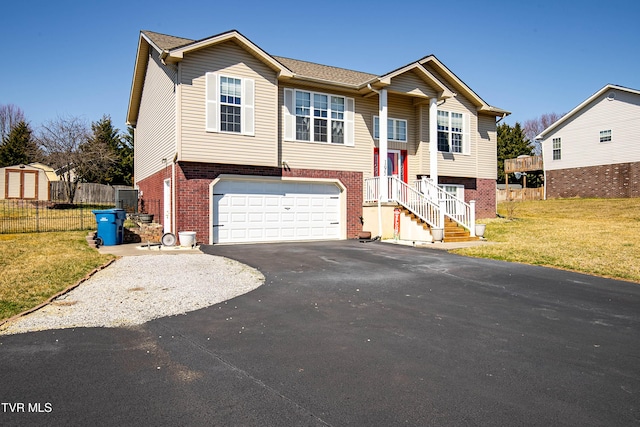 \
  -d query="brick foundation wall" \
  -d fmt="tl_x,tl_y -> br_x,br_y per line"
141,162 -> 363,244
438,176 -> 496,219
547,162 -> 640,198
136,167 -> 171,228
